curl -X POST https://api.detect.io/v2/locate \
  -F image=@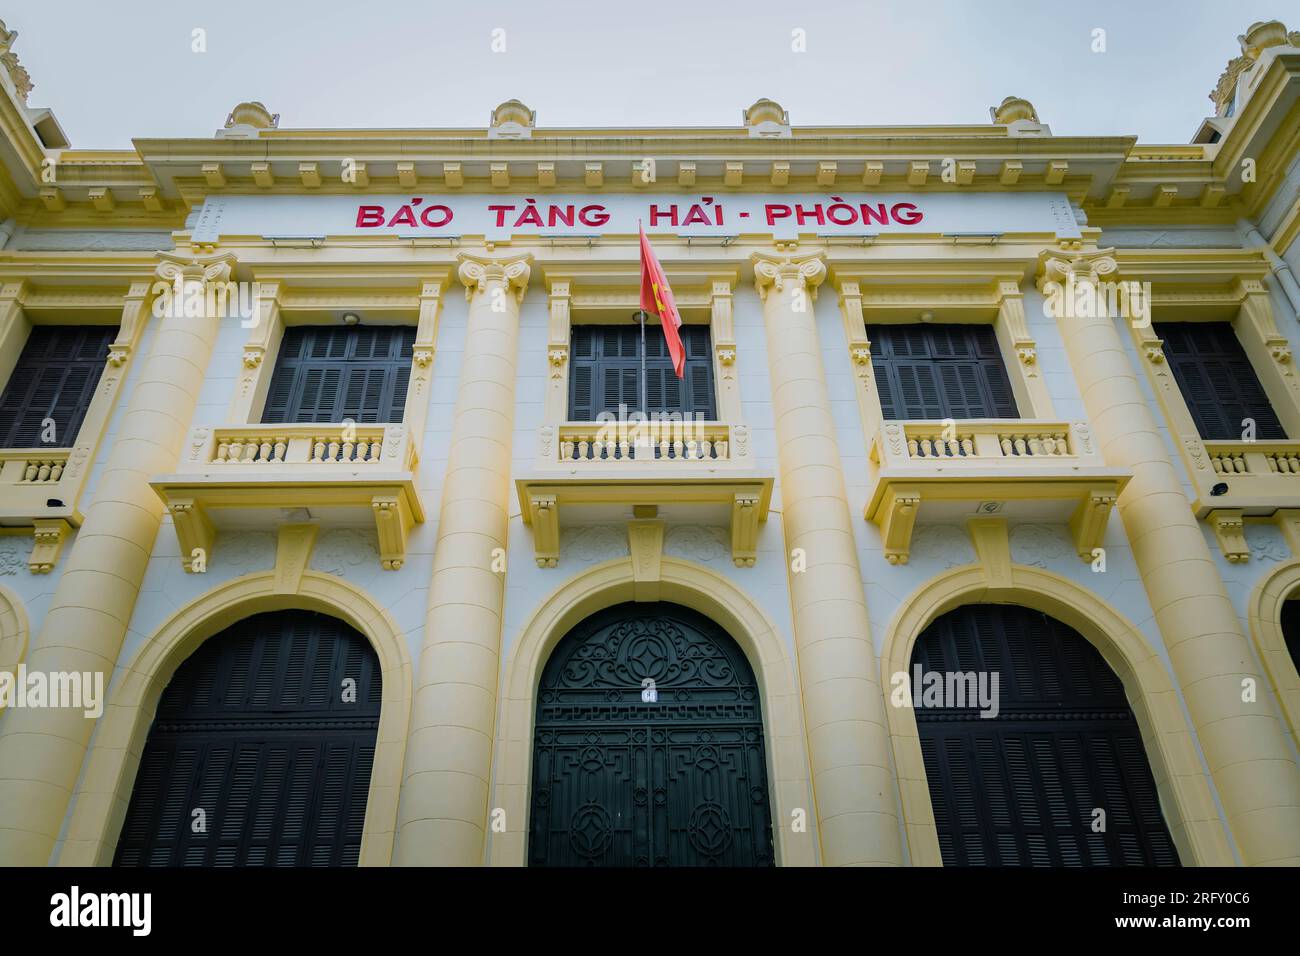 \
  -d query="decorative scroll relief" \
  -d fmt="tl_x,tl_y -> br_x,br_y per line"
1009,523 -> 1073,568
0,537 -> 27,575
191,192 -> 1084,244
